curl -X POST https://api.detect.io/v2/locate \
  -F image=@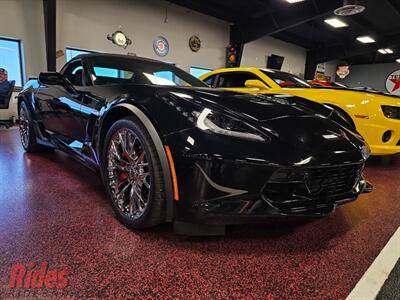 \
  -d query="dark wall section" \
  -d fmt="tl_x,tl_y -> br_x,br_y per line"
337,63 -> 400,93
